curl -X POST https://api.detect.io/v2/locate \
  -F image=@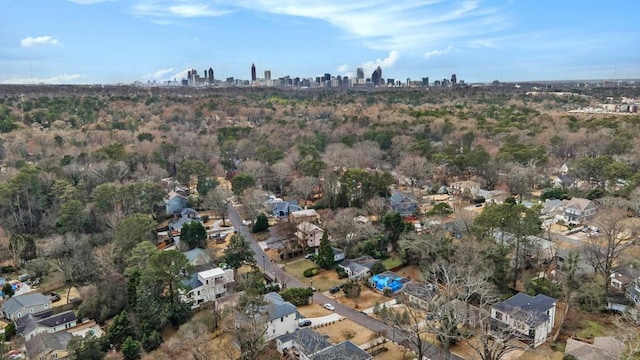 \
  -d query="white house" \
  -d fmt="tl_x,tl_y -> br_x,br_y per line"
16,310 -> 77,341
183,268 -> 234,309
296,221 -> 325,248
557,198 -> 597,225
491,293 -> 557,348
264,292 -> 298,342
